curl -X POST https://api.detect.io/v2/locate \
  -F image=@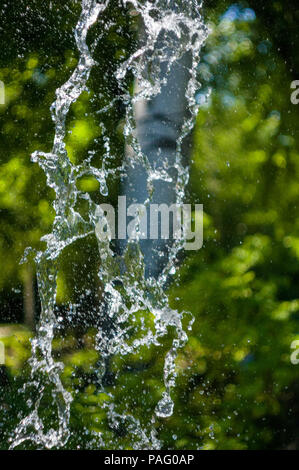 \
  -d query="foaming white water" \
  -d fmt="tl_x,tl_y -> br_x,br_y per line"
11,0 -> 208,449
